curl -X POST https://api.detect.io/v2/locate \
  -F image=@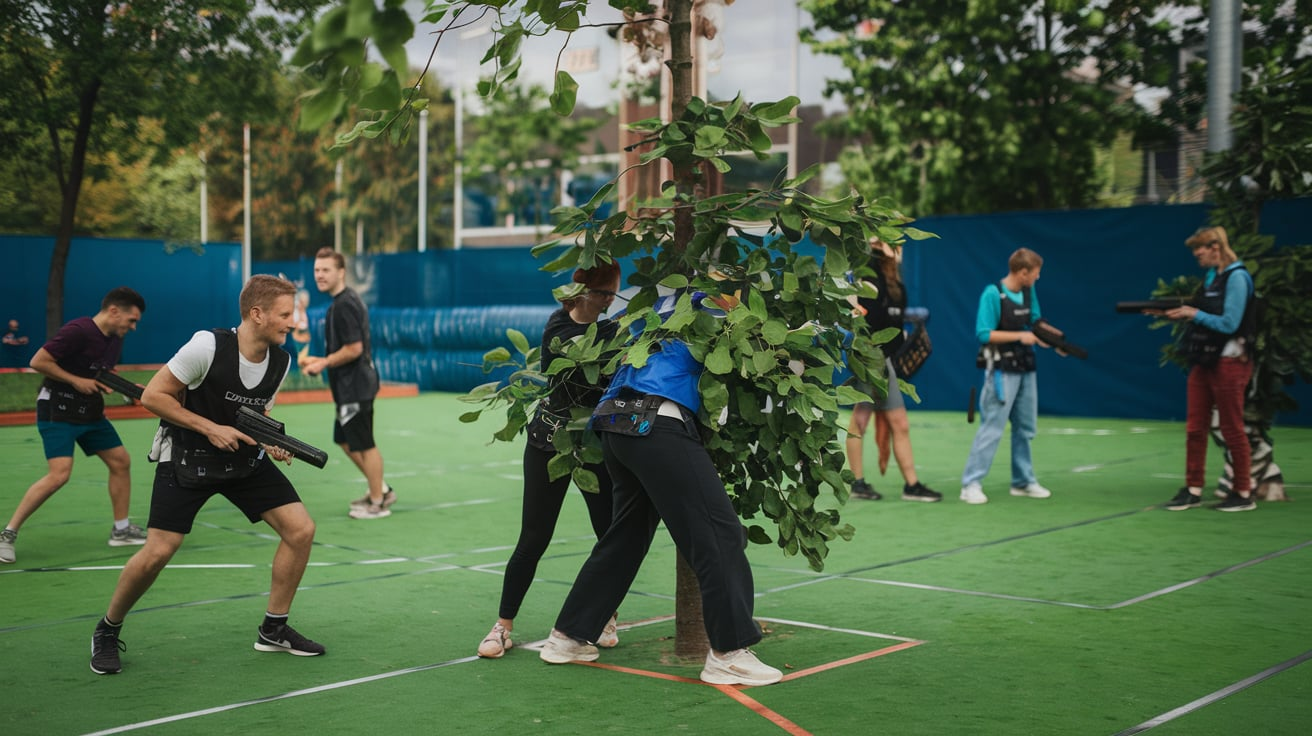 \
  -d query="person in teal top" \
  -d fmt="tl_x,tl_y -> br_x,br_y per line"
960,248 -> 1056,505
